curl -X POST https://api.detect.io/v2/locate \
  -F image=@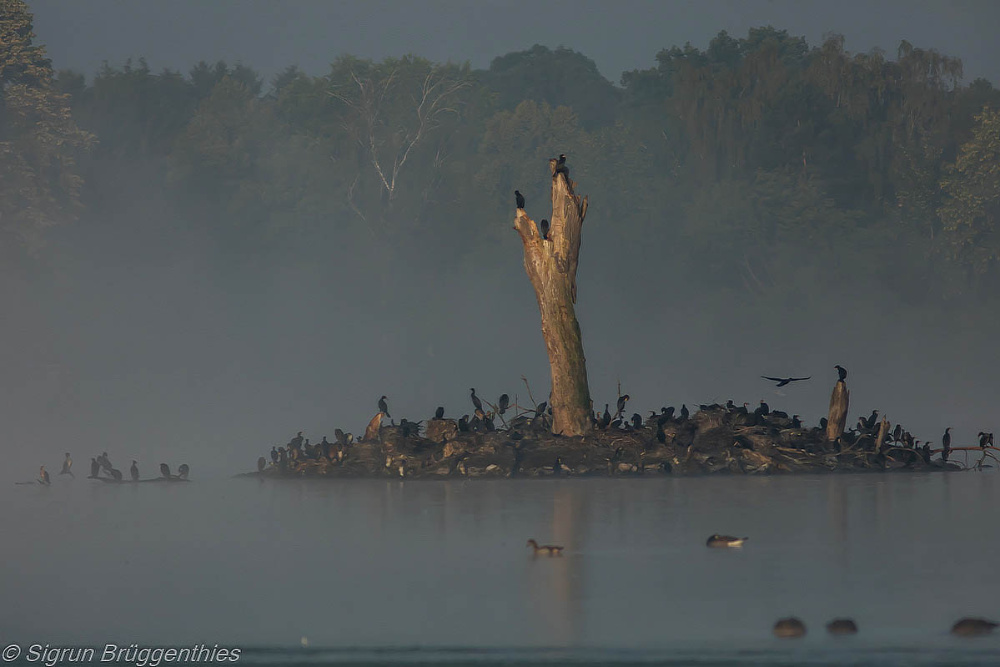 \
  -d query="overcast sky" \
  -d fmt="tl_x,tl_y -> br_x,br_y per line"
31,0 -> 1000,86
